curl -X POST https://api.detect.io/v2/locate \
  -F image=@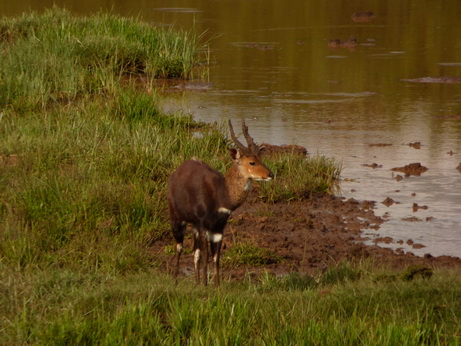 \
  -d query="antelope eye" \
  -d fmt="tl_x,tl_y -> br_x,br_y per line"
249,161 -> 256,166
